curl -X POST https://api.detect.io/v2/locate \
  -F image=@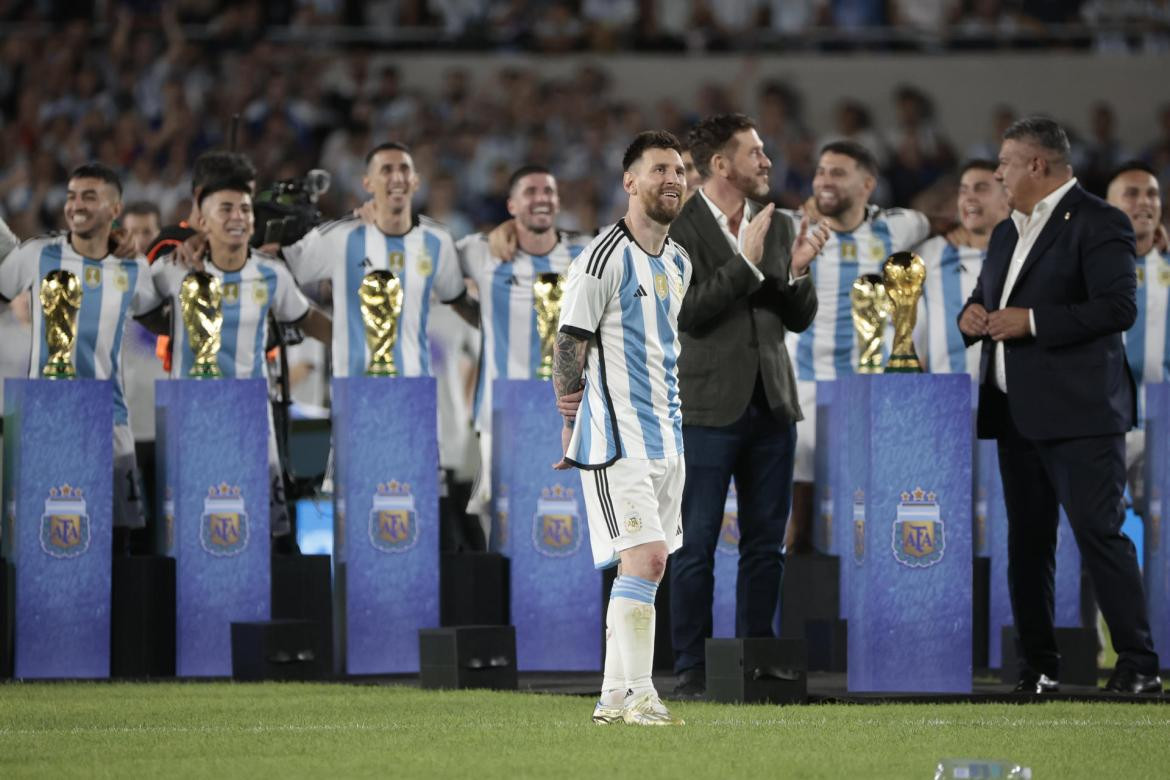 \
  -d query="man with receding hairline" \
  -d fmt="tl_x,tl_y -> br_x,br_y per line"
959,117 -> 1162,695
